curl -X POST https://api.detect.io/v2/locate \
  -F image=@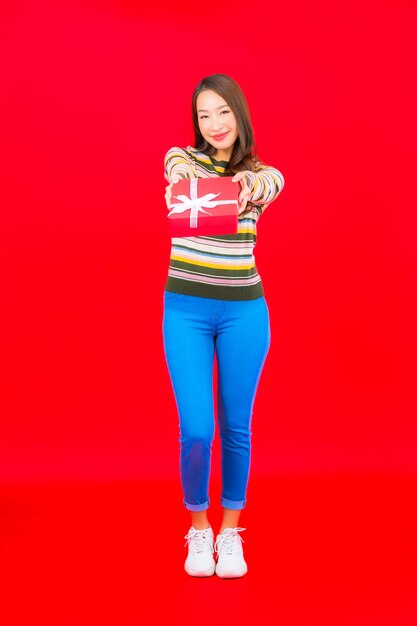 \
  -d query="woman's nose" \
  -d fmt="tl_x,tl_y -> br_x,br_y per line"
210,116 -> 224,131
